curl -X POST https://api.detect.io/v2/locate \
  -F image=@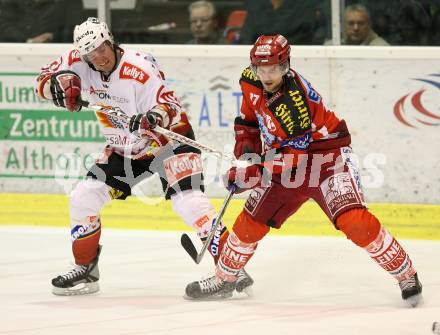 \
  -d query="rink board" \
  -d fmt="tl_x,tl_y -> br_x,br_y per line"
0,45 -> 439,203
0,193 -> 438,240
